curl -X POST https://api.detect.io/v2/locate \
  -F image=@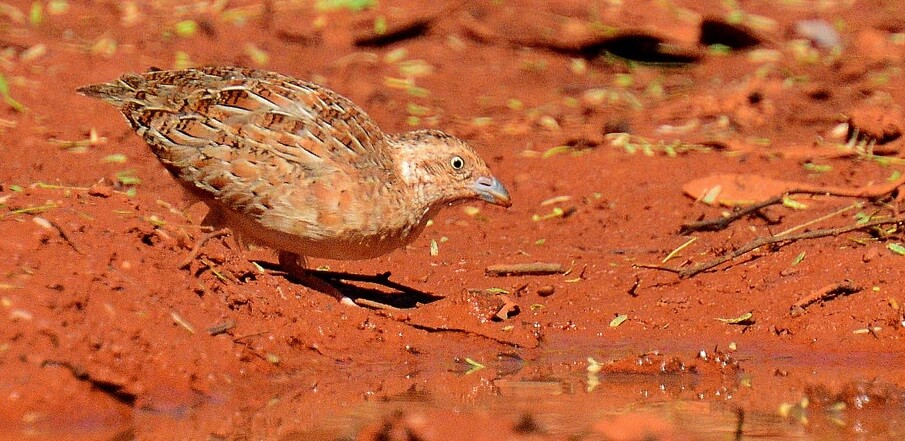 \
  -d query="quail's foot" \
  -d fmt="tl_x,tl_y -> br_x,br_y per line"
278,251 -> 357,306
